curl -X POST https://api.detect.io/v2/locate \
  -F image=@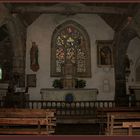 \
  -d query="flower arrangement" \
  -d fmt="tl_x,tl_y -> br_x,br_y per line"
75,79 -> 86,88
52,79 -> 63,88
52,79 -> 86,89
